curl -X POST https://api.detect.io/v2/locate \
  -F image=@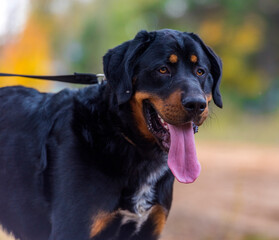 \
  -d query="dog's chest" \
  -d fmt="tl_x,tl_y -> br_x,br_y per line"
120,164 -> 169,231
132,164 -> 168,214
